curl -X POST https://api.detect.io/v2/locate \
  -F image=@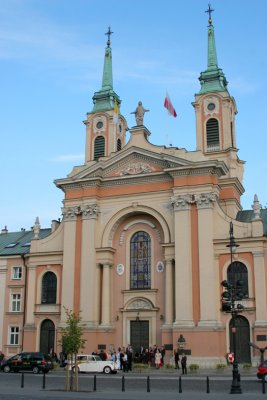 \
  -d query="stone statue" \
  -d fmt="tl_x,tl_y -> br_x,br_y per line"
131,101 -> 149,126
